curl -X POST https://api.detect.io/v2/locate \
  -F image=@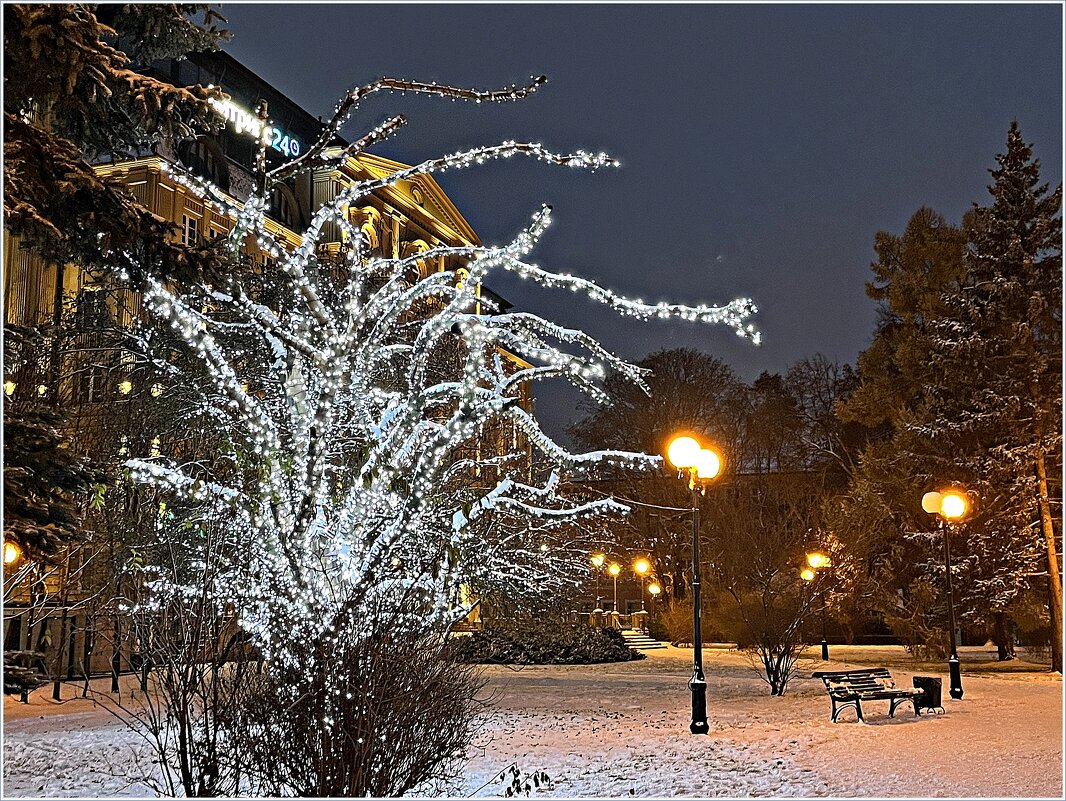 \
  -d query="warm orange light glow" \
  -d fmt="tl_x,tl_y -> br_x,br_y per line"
608,563 -> 621,577
648,583 -> 662,596
806,552 -> 829,569
694,448 -> 722,480
591,553 -> 606,568
666,436 -> 701,469
940,491 -> 968,520
924,489 -> 970,521
634,558 -> 651,575
800,568 -> 816,582
3,541 -> 22,566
